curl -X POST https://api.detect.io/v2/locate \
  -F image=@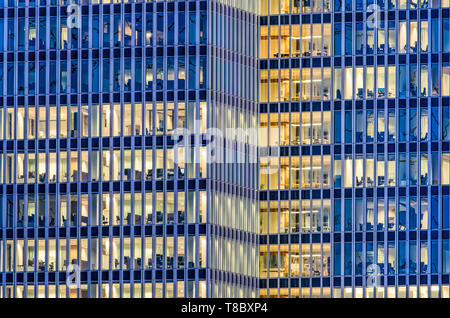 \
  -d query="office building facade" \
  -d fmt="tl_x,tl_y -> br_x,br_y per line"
0,0 -> 259,298
2,0 -> 450,299
259,0 -> 450,298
